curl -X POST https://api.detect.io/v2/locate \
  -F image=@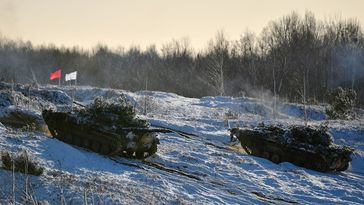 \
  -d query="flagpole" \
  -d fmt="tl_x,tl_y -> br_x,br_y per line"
65,71 -> 77,112
71,81 -> 74,112
71,74 -> 77,112
73,79 -> 76,111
